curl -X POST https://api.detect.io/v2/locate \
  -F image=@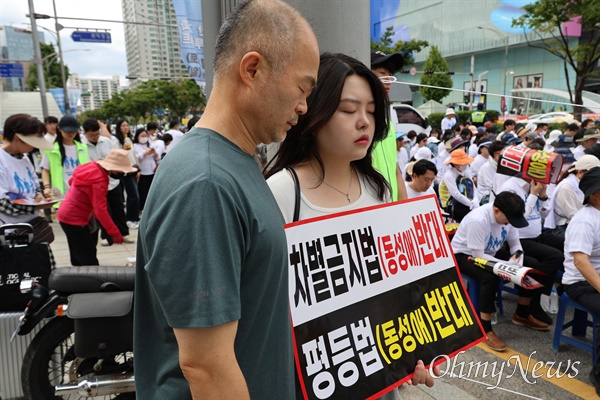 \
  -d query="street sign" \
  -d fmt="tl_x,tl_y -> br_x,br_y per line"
71,31 -> 112,43
409,66 -> 417,76
0,63 -> 25,78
